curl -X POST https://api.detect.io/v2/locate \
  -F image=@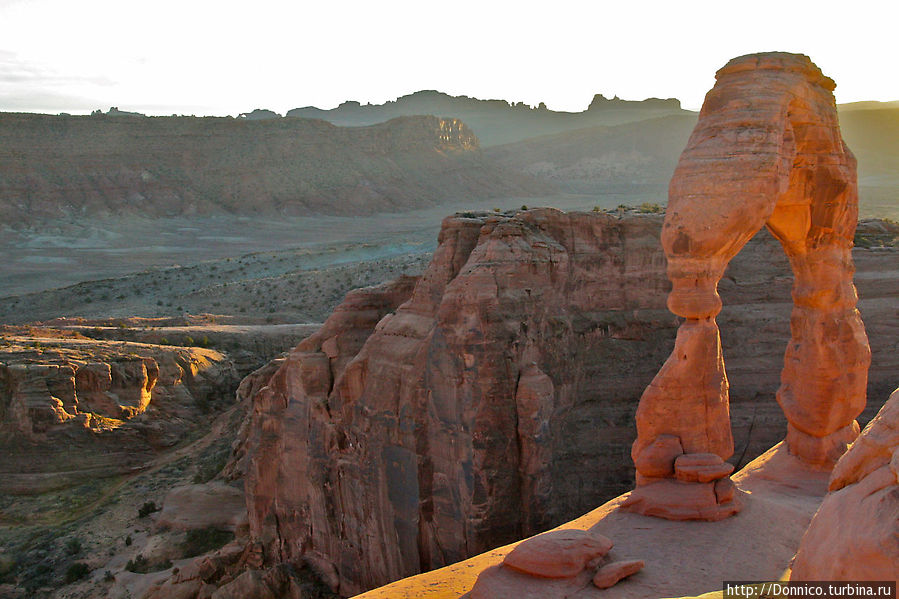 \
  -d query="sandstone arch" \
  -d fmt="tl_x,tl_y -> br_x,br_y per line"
624,53 -> 871,520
